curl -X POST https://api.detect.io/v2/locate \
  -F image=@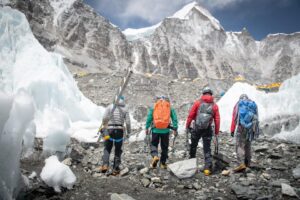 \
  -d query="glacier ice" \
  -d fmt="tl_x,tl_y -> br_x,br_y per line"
0,6 -> 104,199
218,73 -> 300,143
0,7 -> 104,139
40,155 -> 76,193
0,91 -> 35,199
22,120 -> 36,158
